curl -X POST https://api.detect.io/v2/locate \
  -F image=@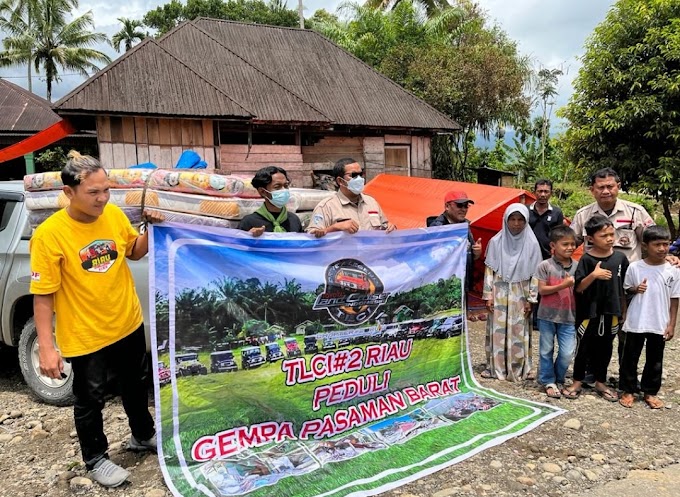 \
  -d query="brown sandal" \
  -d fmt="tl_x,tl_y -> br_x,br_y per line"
619,392 -> 635,408
644,395 -> 664,409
